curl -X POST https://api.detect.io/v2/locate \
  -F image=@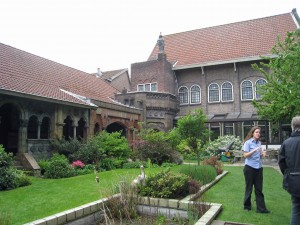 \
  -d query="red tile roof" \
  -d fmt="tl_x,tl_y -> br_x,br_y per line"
0,43 -> 119,107
148,11 -> 299,69
99,68 -> 128,81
